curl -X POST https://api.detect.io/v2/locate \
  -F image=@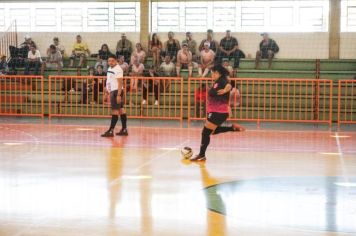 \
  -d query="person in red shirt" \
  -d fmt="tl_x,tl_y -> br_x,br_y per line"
194,84 -> 207,118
